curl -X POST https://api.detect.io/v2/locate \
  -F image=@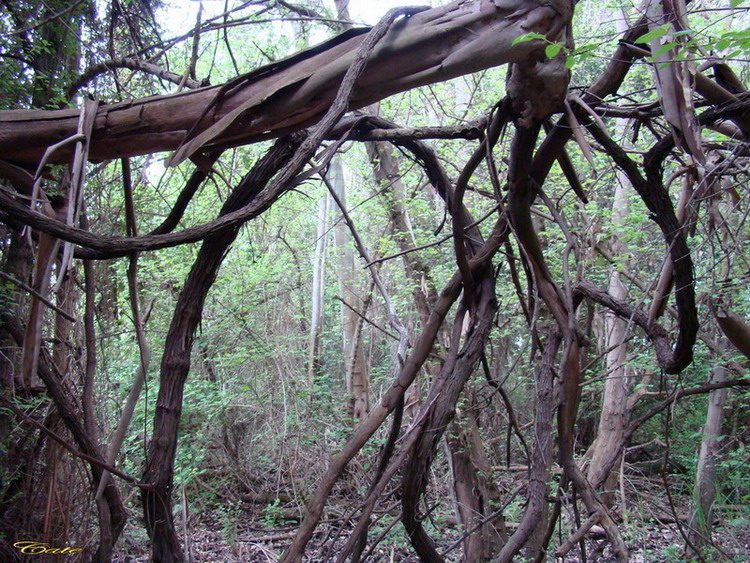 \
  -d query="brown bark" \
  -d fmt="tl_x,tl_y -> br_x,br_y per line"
572,283 -> 750,492
142,14 -> 440,557
0,0 -> 570,168
0,4 -> 85,550
714,307 -> 750,360
140,136 -> 300,562
21,226 -> 60,390
96,160 -> 152,502
401,267 -> 498,562
0,232 -> 33,392
447,401 -> 507,562
365,137 -> 438,426
329,103 -> 515,562
587,121 -> 634,499
494,330 -> 559,563
322,135 -> 413,561
0,314 -> 127,562
582,16 -> 637,496
584,120 -> 698,374
67,56 -> 206,97
502,42 -> 628,554
371,109 -> 512,560
366,140 -> 435,321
